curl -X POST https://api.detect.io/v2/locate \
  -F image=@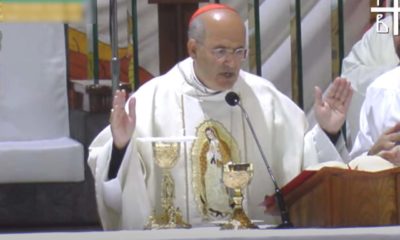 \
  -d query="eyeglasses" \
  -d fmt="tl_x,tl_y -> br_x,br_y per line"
209,47 -> 247,61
